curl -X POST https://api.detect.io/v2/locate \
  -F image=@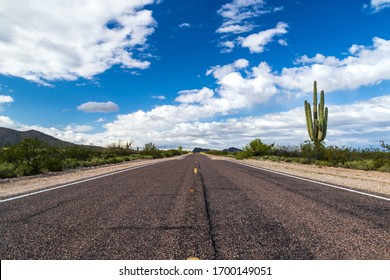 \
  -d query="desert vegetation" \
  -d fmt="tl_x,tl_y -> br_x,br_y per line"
206,138 -> 390,172
205,81 -> 389,172
0,138 -> 186,179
